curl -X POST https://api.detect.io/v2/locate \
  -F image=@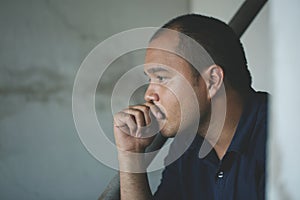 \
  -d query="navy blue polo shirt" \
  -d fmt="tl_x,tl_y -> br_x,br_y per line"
154,91 -> 268,200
